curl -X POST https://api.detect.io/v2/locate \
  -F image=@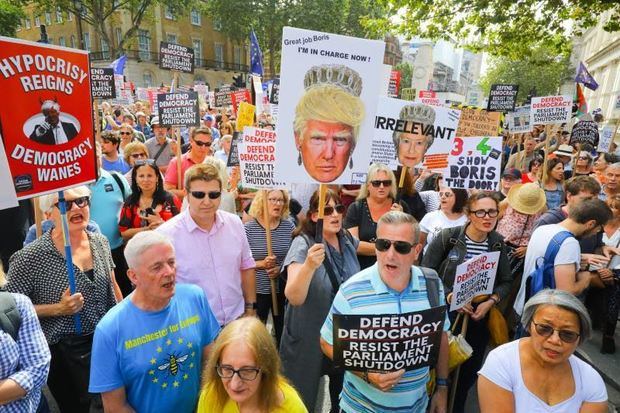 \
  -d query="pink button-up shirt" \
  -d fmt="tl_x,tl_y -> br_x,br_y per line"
157,209 -> 256,325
